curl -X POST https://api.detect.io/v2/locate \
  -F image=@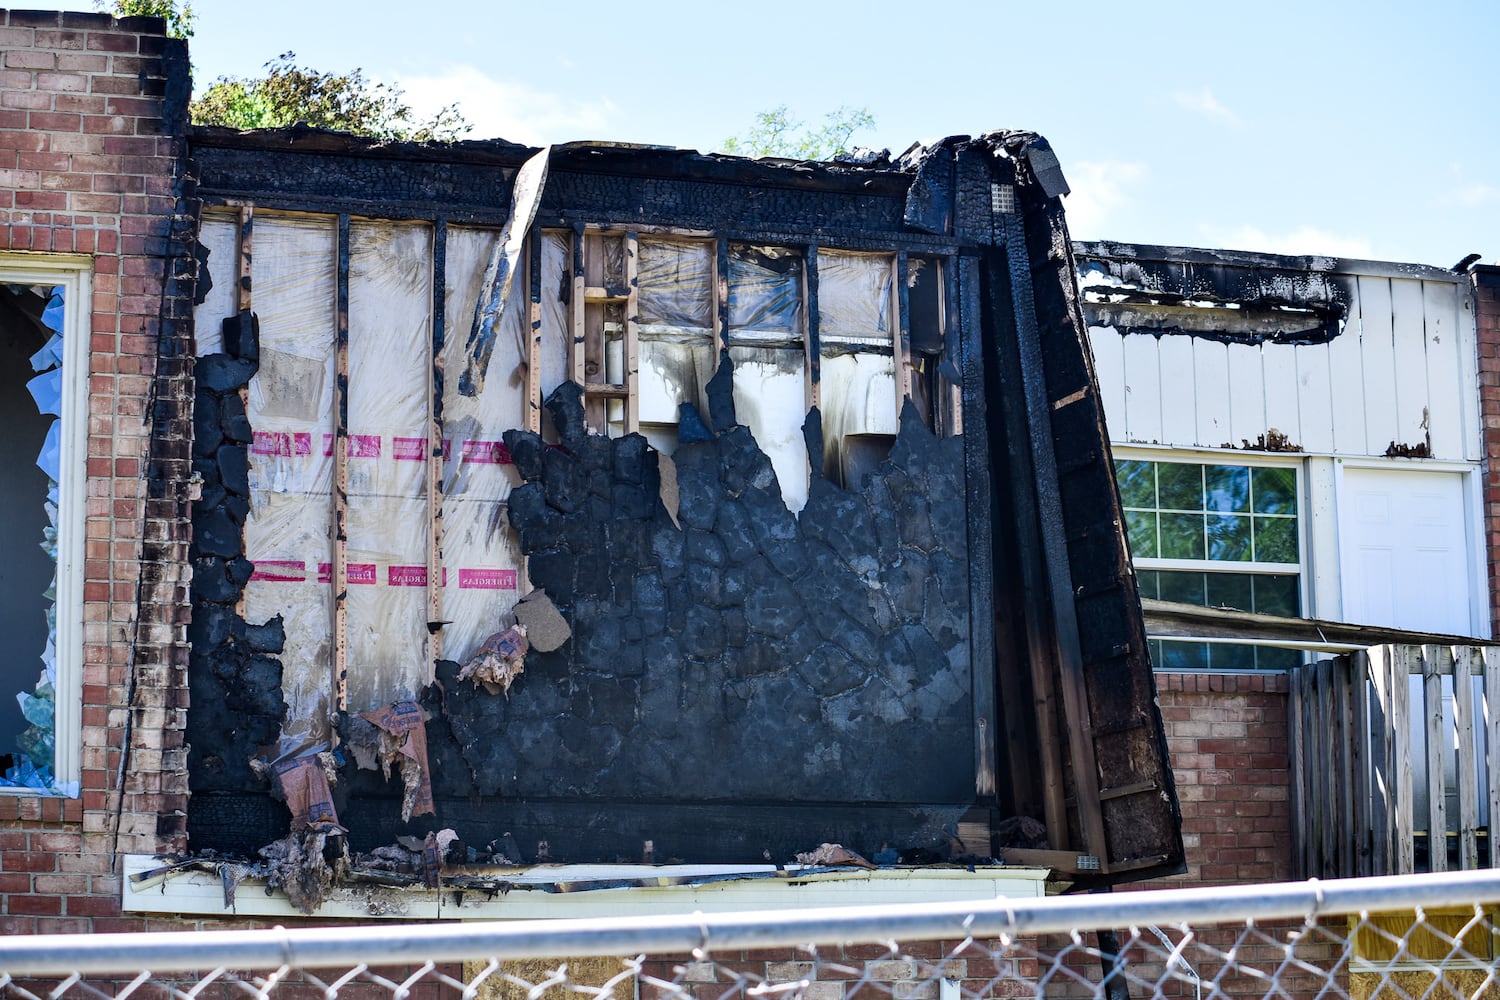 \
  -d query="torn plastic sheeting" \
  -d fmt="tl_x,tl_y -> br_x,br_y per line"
442,225 -> 526,500
638,236 -> 713,332
193,212 -> 239,356
728,245 -> 803,342
360,700 -> 435,822
26,366 -> 60,419
638,339 -> 715,429
34,419 -> 60,483
30,331 -> 62,373
730,345 -> 809,513
439,497 -> 523,665
538,230 -> 571,400
818,250 -> 893,345
819,352 -> 898,482
459,145 -> 550,398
